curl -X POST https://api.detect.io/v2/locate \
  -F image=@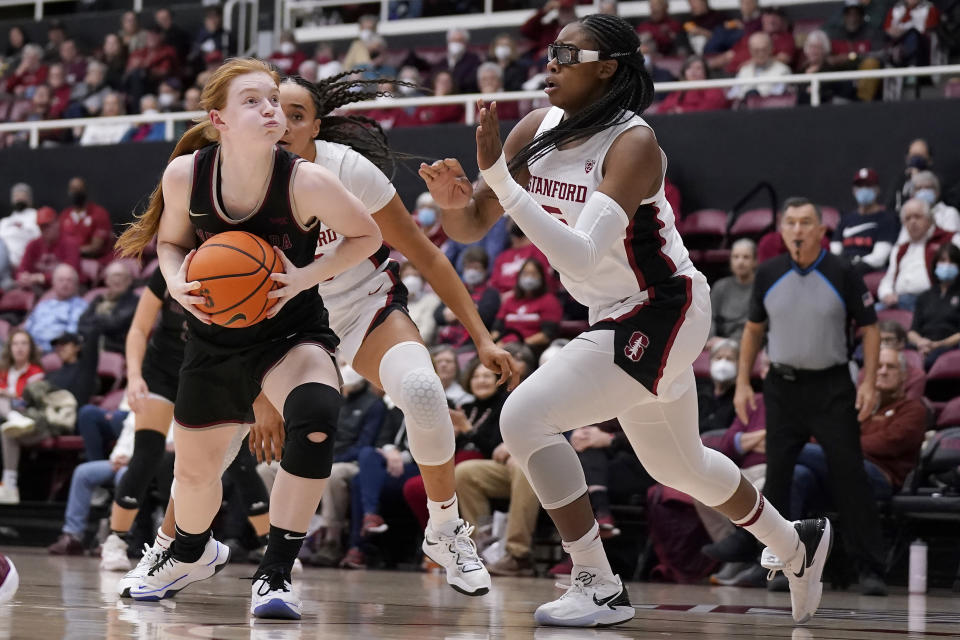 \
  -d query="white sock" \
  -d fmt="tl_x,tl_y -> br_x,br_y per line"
427,494 -> 460,528
155,527 -> 174,550
562,521 -> 614,579
734,492 -> 801,570
2,470 -> 17,489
